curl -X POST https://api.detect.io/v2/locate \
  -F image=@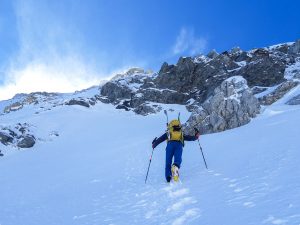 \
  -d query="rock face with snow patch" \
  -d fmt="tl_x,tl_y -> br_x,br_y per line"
231,48 -> 287,87
3,92 -> 60,114
101,40 -> 300,115
4,102 -> 23,113
100,68 -> 190,114
259,81 -> 299,105
98,40 -> 300,134
184,76 -> 260,134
